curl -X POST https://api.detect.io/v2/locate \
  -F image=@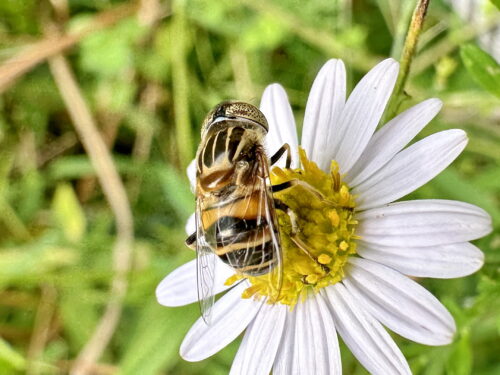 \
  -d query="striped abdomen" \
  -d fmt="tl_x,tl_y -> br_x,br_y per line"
201,192 -> 279,276
196,124 -> 279,276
